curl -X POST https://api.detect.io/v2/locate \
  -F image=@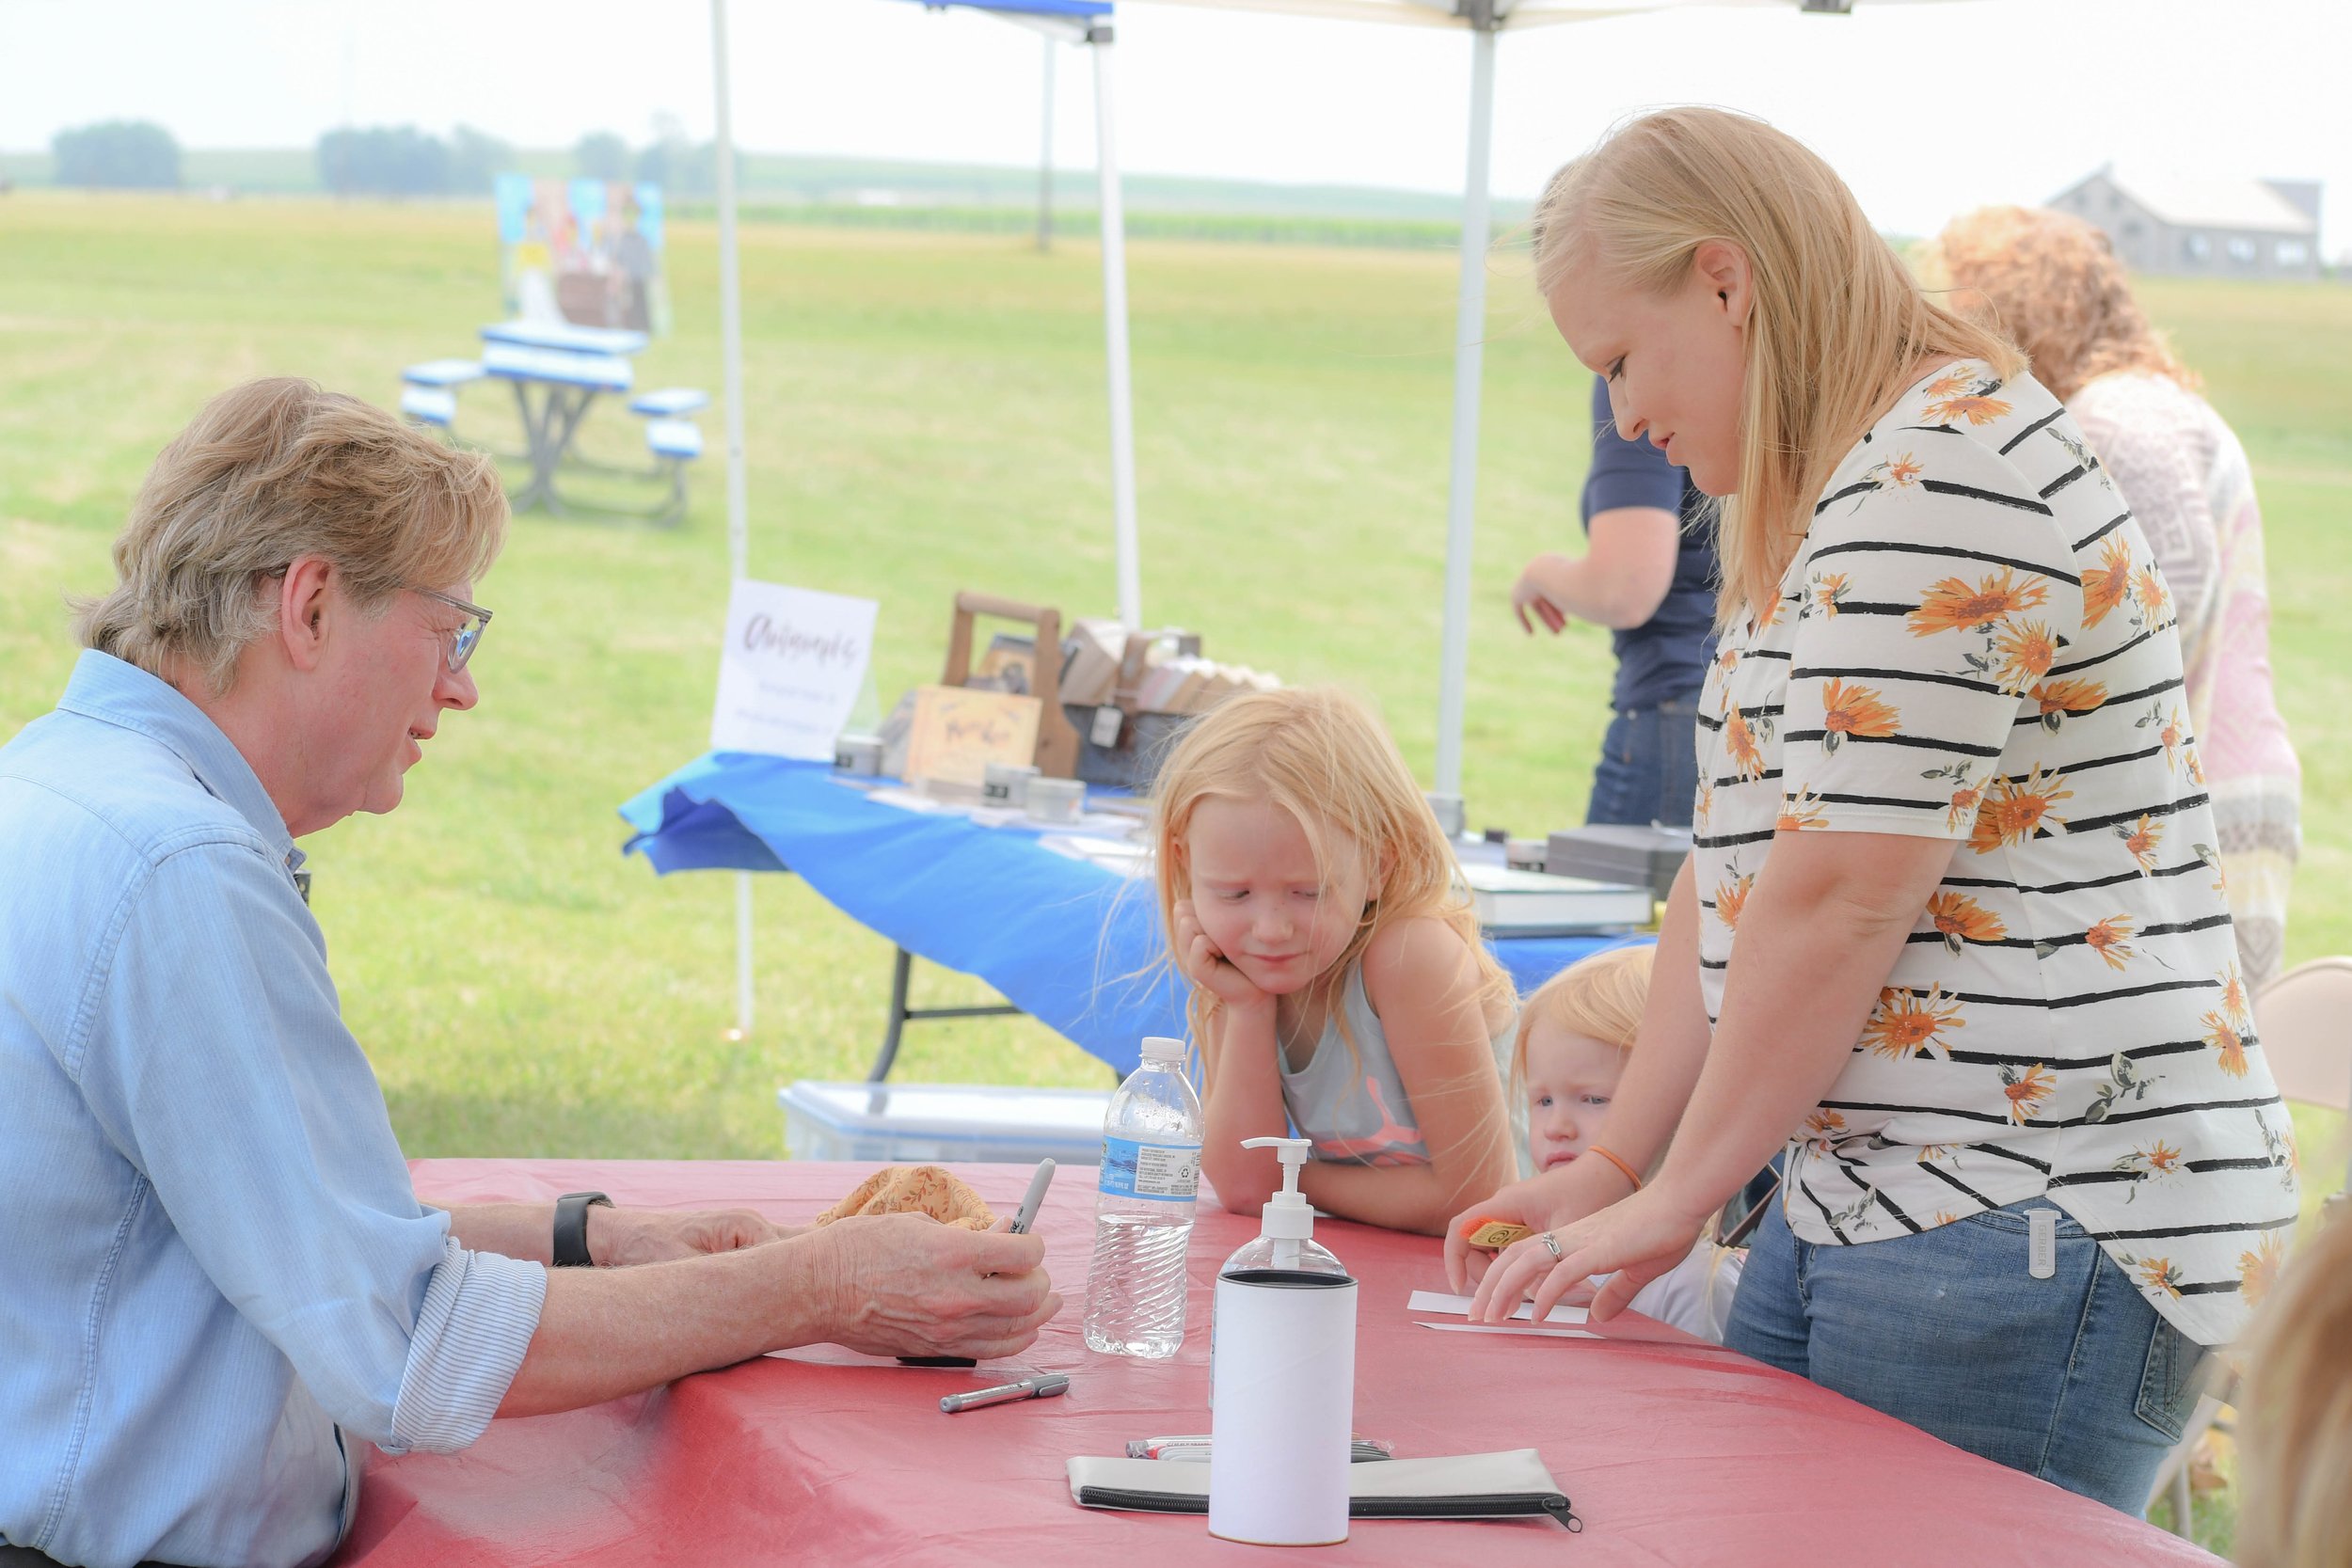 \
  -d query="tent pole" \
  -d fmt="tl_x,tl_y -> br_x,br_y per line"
713,0 -> 755,1040
1037,36 -> 1057,252
1090,23 -> 1143,630
1435,16 -> 1497,801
